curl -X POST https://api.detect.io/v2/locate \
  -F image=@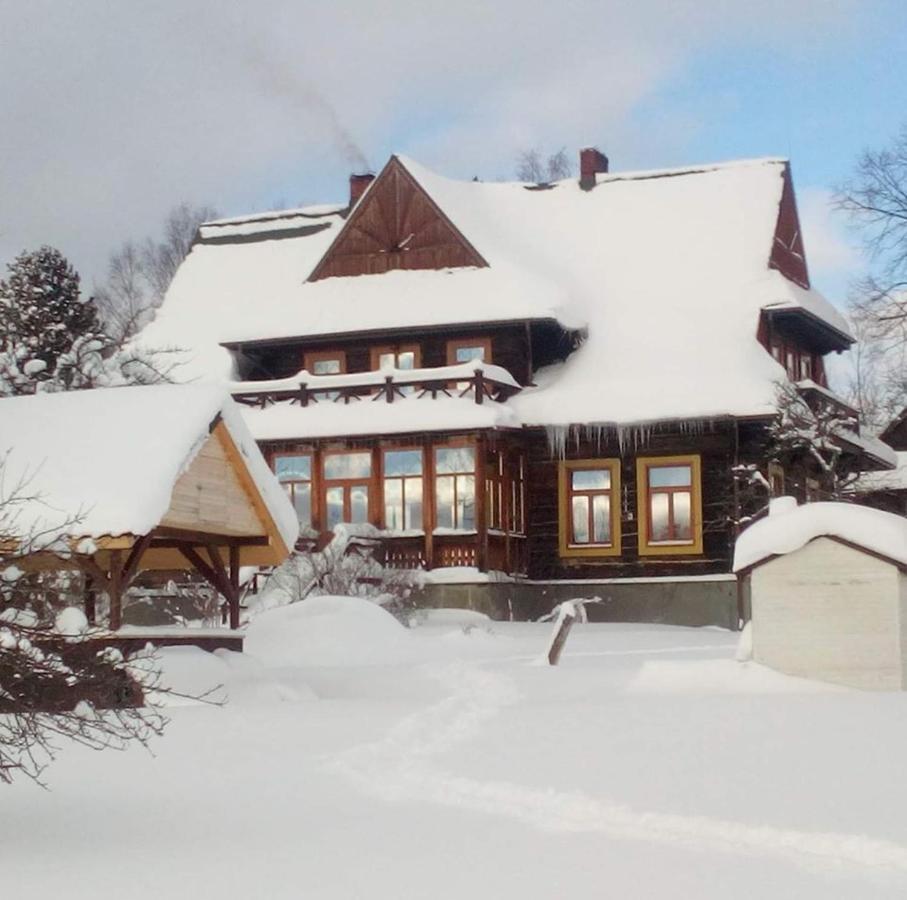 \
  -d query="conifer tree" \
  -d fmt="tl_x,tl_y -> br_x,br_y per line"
0,247 -> 103,391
